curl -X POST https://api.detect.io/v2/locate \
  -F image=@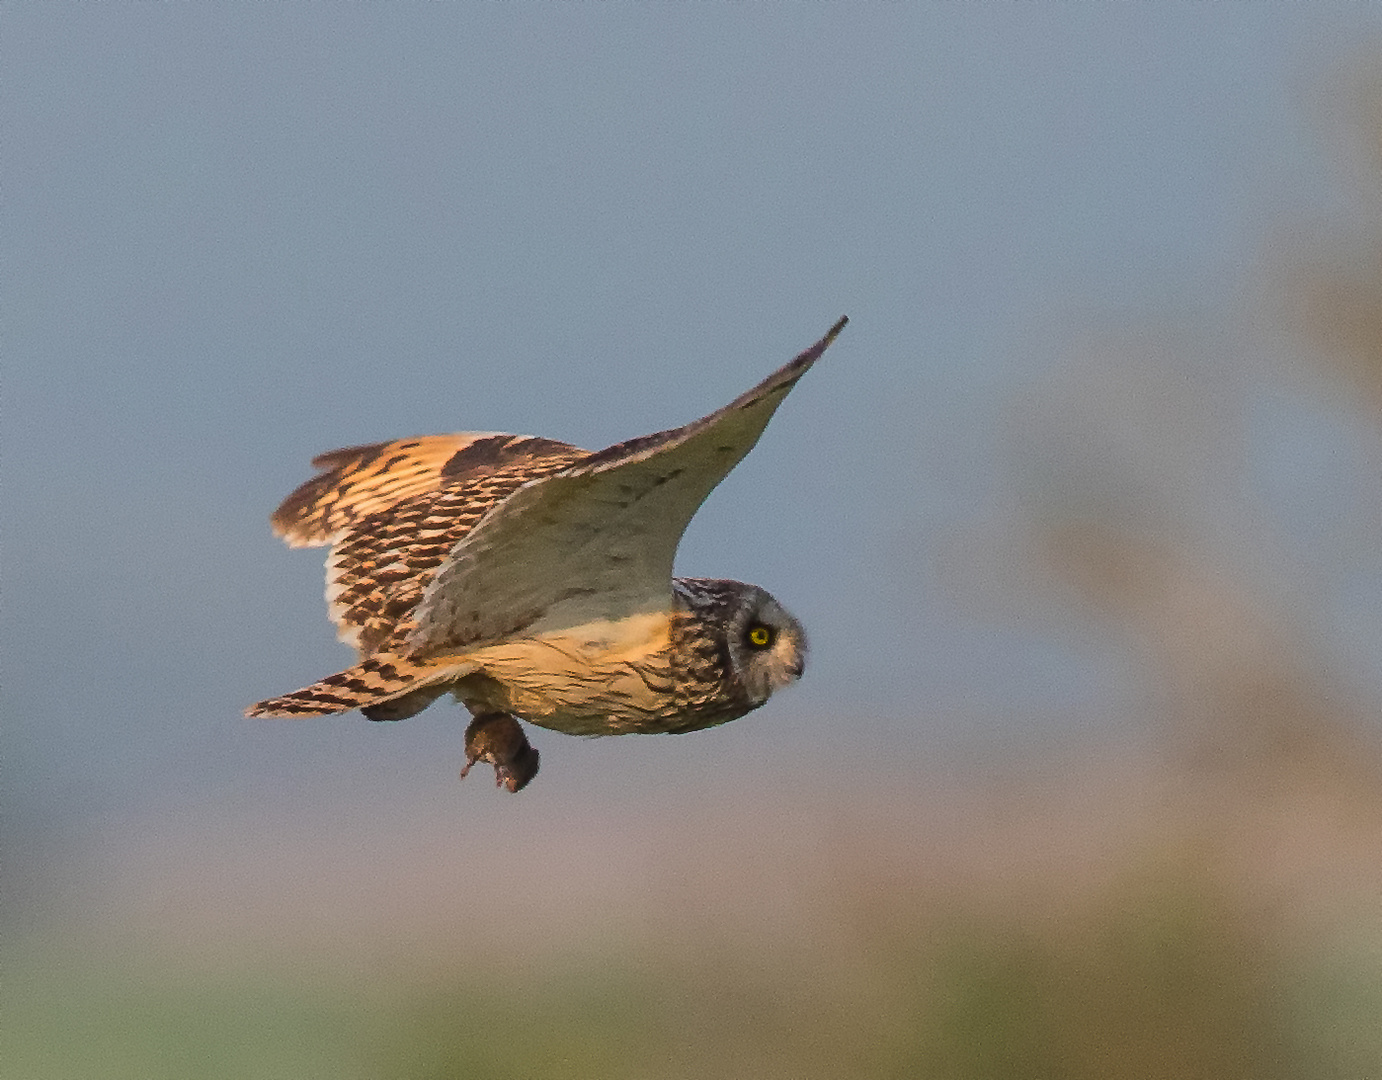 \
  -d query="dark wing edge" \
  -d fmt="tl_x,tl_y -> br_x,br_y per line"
581,315 -> 848,474
406,316 -> 848,655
